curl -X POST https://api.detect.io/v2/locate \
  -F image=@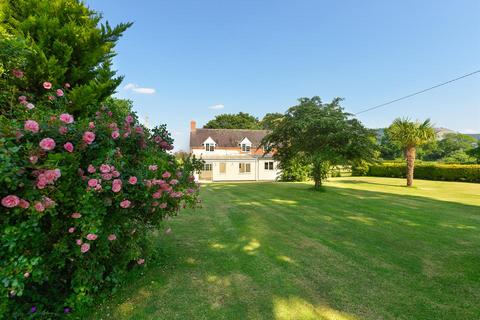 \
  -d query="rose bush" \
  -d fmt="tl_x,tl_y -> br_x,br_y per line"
0,74 -> 203,317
